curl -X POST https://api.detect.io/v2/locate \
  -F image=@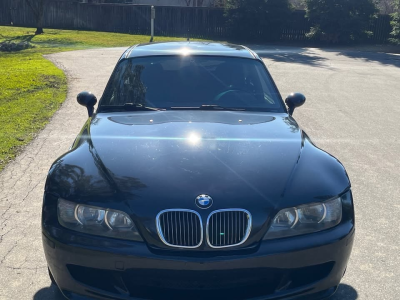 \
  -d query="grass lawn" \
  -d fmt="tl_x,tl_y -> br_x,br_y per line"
0,26 -> 188,171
